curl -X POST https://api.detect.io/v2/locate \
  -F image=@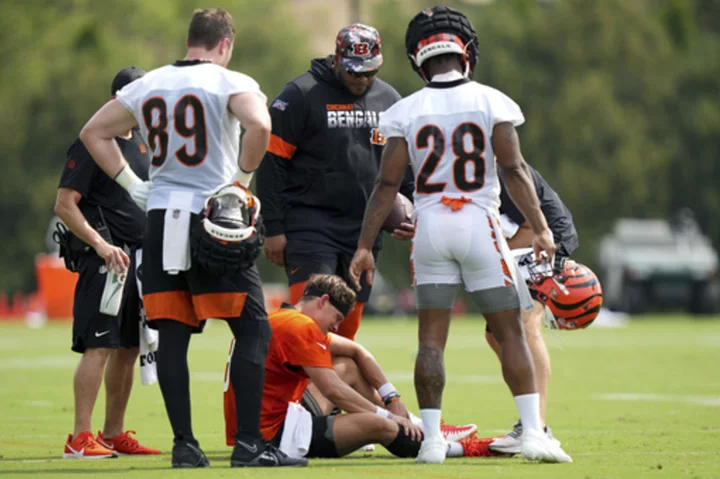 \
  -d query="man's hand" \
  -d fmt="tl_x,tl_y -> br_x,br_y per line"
95,241 -> 130,275
532,228 -> 557,264
390,222 -> 415,241
349,248 -> 375,291
391,415 -> 423,442
386,399 -> 411,419
263,234 -> 287,267
128,181 -> 151,211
